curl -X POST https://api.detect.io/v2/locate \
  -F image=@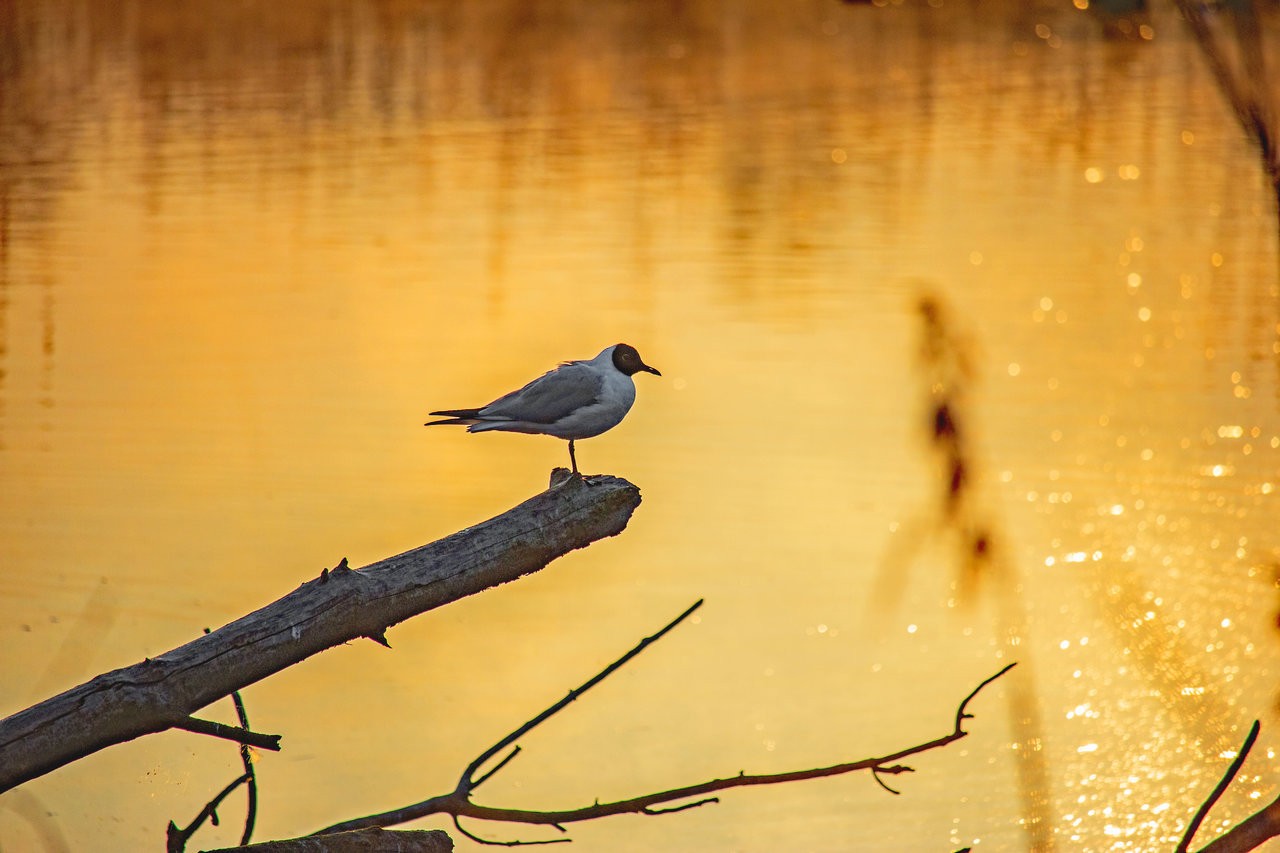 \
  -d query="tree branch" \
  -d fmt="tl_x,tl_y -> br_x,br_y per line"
172,716 -> 281,752
167,773 -> 252,853
457,599 -> 705,798
231,687 -> 260,846
1183,720 -> 1280,853
1177,720 -> 1260,853
165,687 -> 263,853
314,598 -> 1015,843
0,474 -> 642,793
204,828 -> 454,852
1197,792 -> 1280,853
